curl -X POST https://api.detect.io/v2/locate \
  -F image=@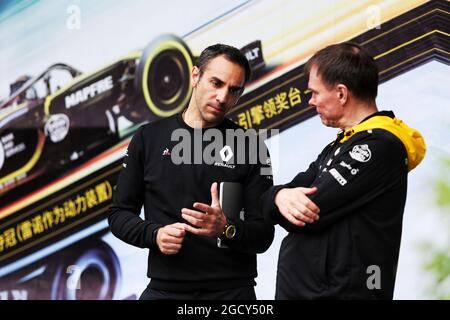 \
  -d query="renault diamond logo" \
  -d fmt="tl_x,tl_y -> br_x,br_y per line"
219,146 -> 233,162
